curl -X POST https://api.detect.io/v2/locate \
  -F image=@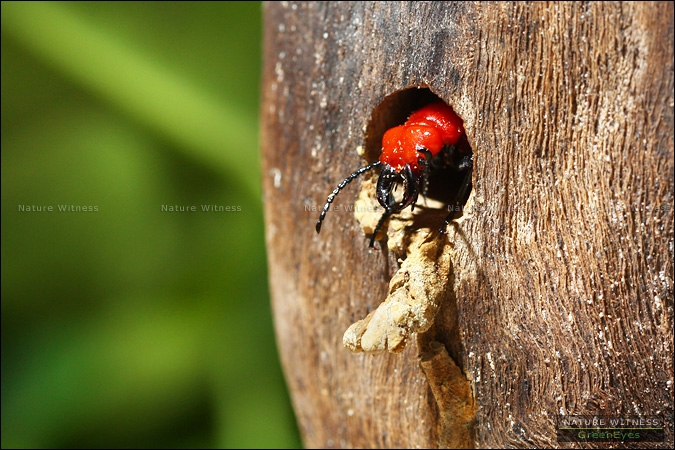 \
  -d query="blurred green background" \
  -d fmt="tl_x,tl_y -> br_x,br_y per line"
1,2 -> 301,448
